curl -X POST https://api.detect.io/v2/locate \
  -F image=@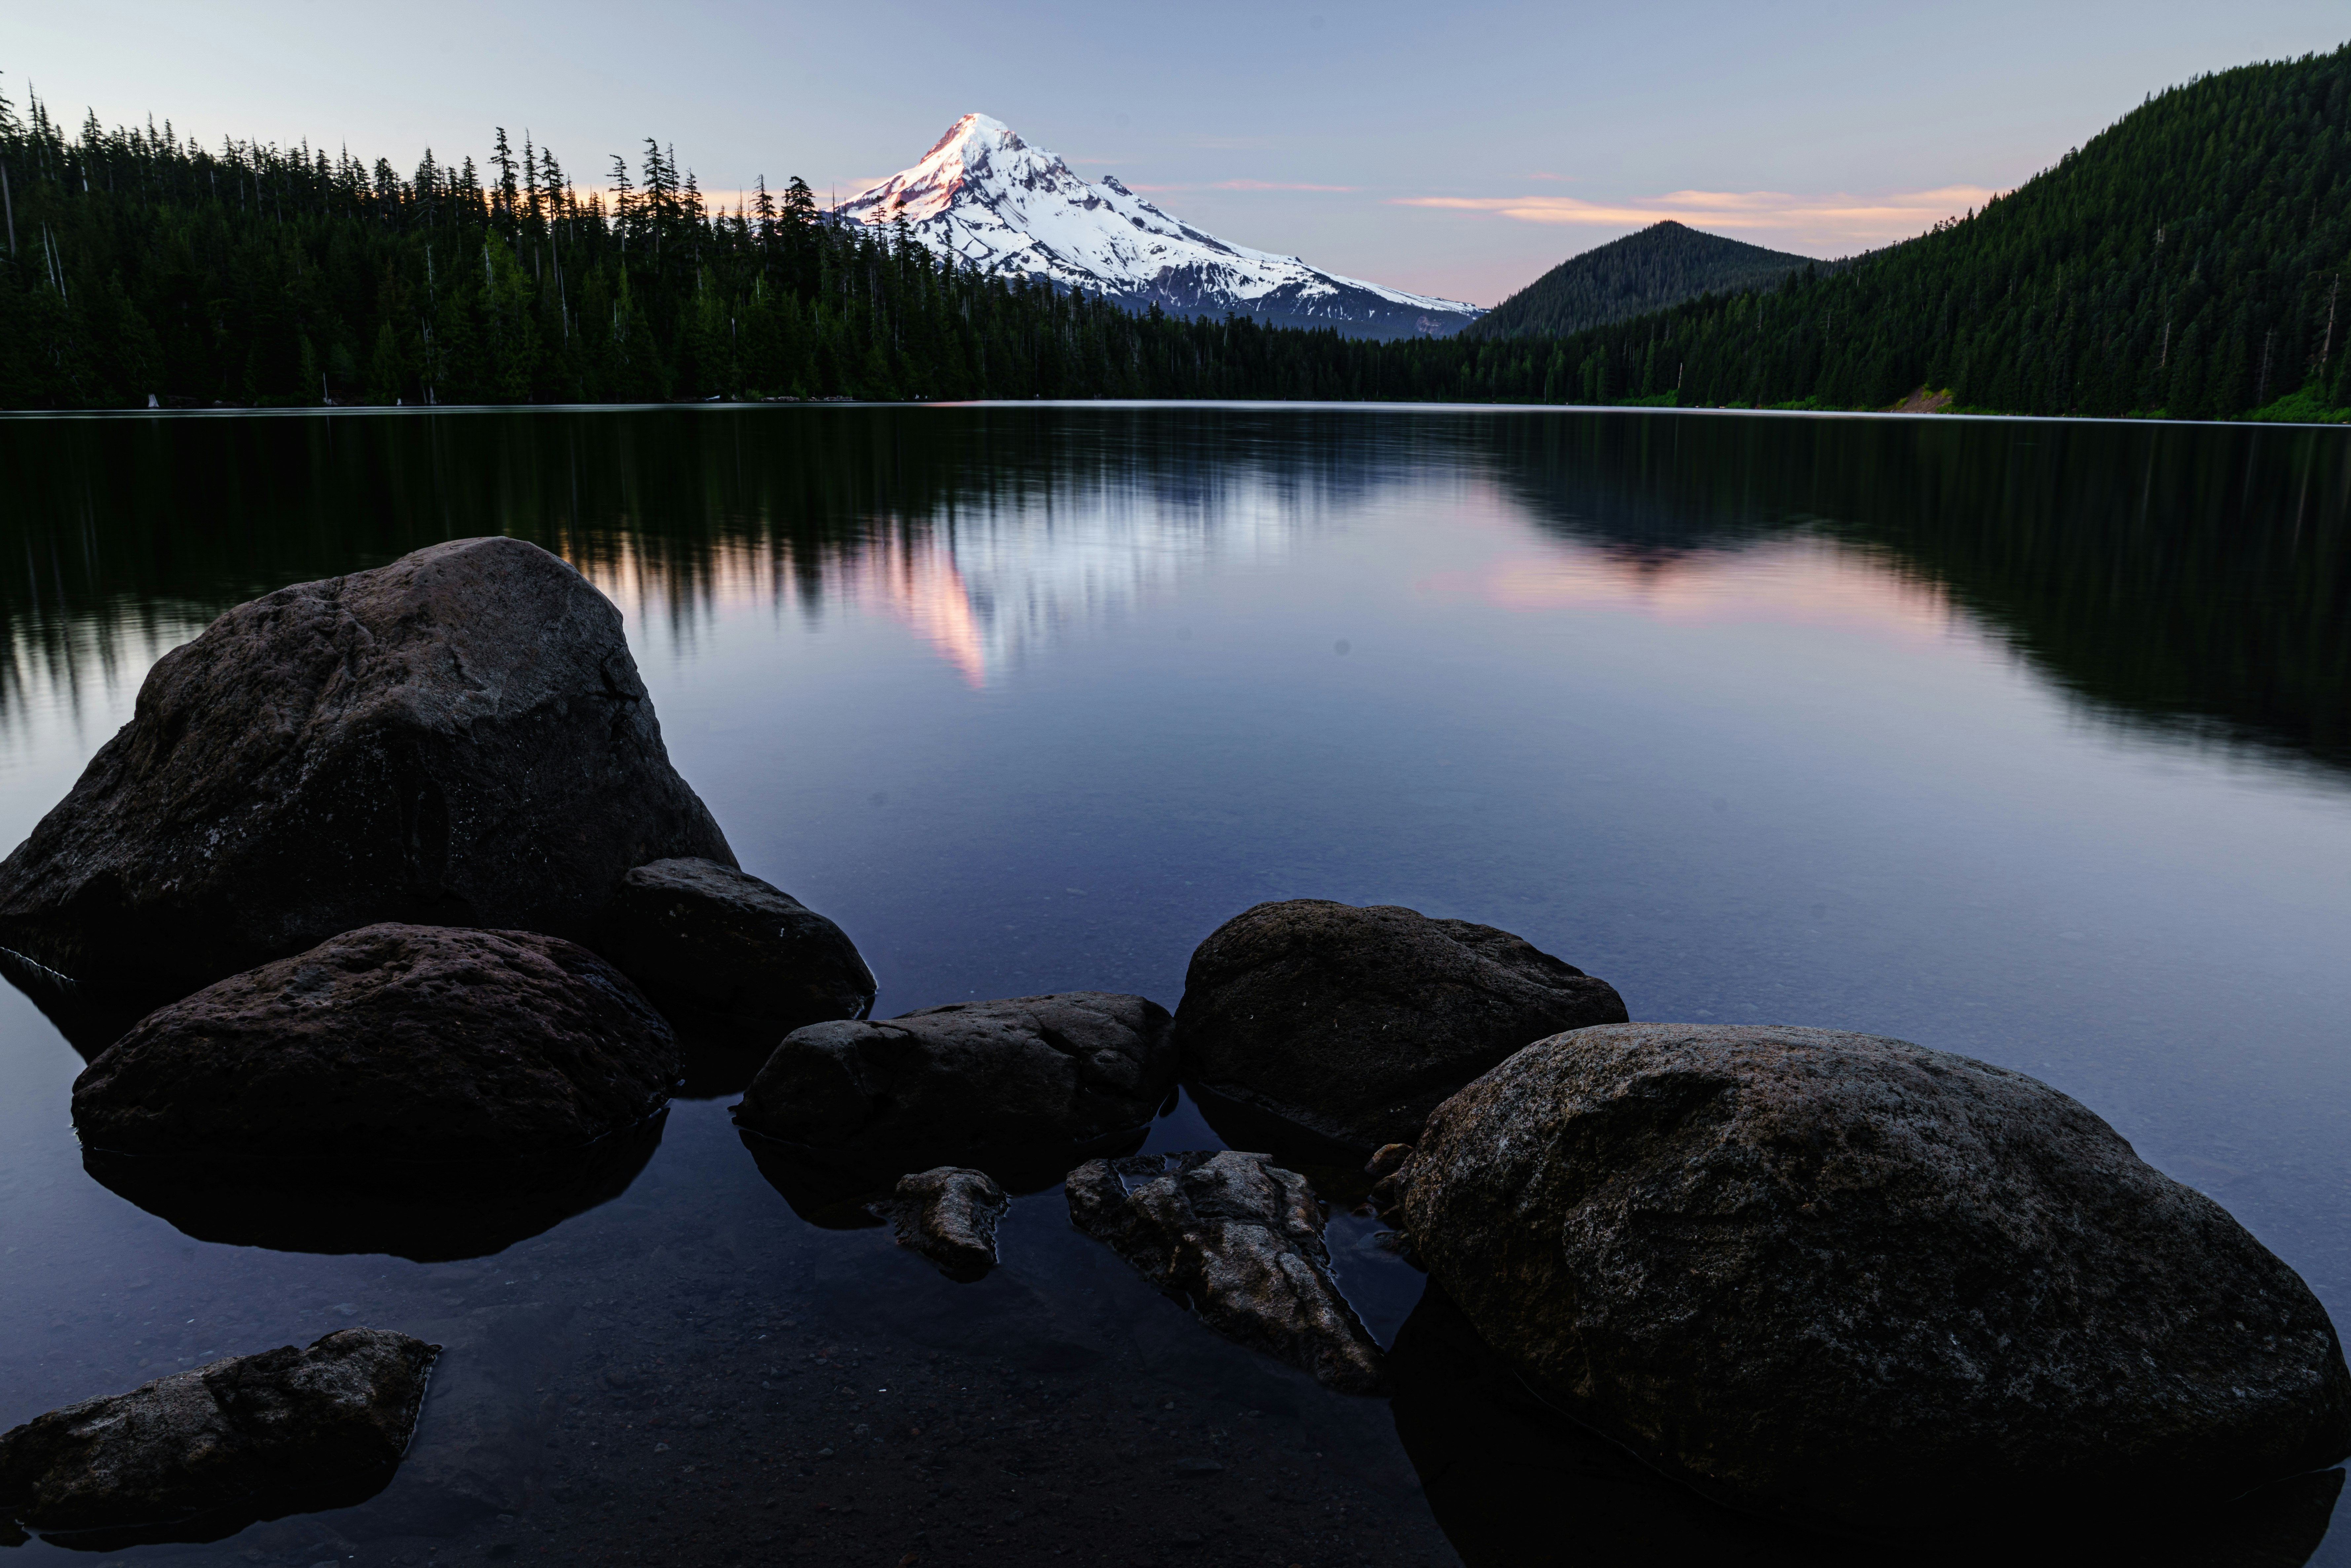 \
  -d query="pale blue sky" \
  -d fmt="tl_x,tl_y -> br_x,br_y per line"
8,1 -> 2345,303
